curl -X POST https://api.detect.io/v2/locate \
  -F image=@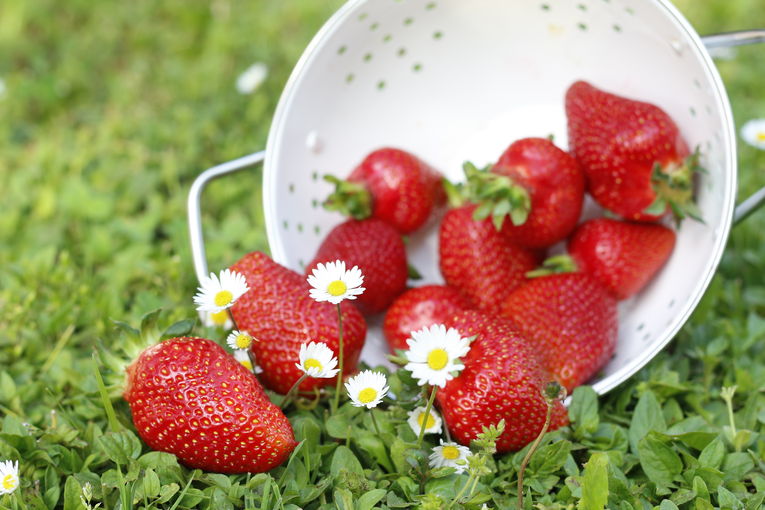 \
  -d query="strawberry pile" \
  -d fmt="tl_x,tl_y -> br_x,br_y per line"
118,80 -> 698,475
309,80 -> 696,452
